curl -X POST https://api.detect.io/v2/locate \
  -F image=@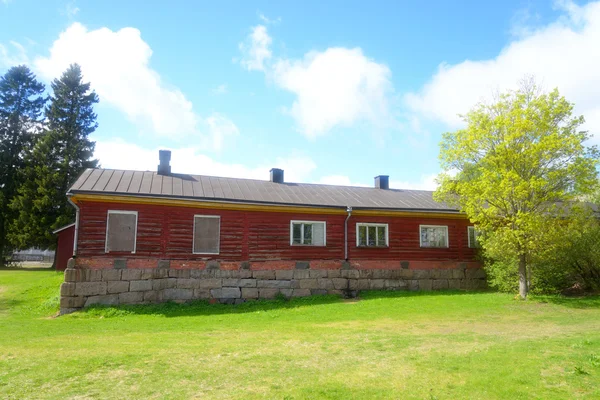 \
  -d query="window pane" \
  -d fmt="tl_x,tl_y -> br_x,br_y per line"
368,226 -> 376,246
469,227 -> 479,248
377,226 -> 386,246
358,226 -> 367,246
194,217 -> 220,253
292,223 -> 302,244
421,226 -> 447,248
106,213 -> 136,252
303,223 -> 313,245
436,228 -> 445,247
312,222 -> 325,246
